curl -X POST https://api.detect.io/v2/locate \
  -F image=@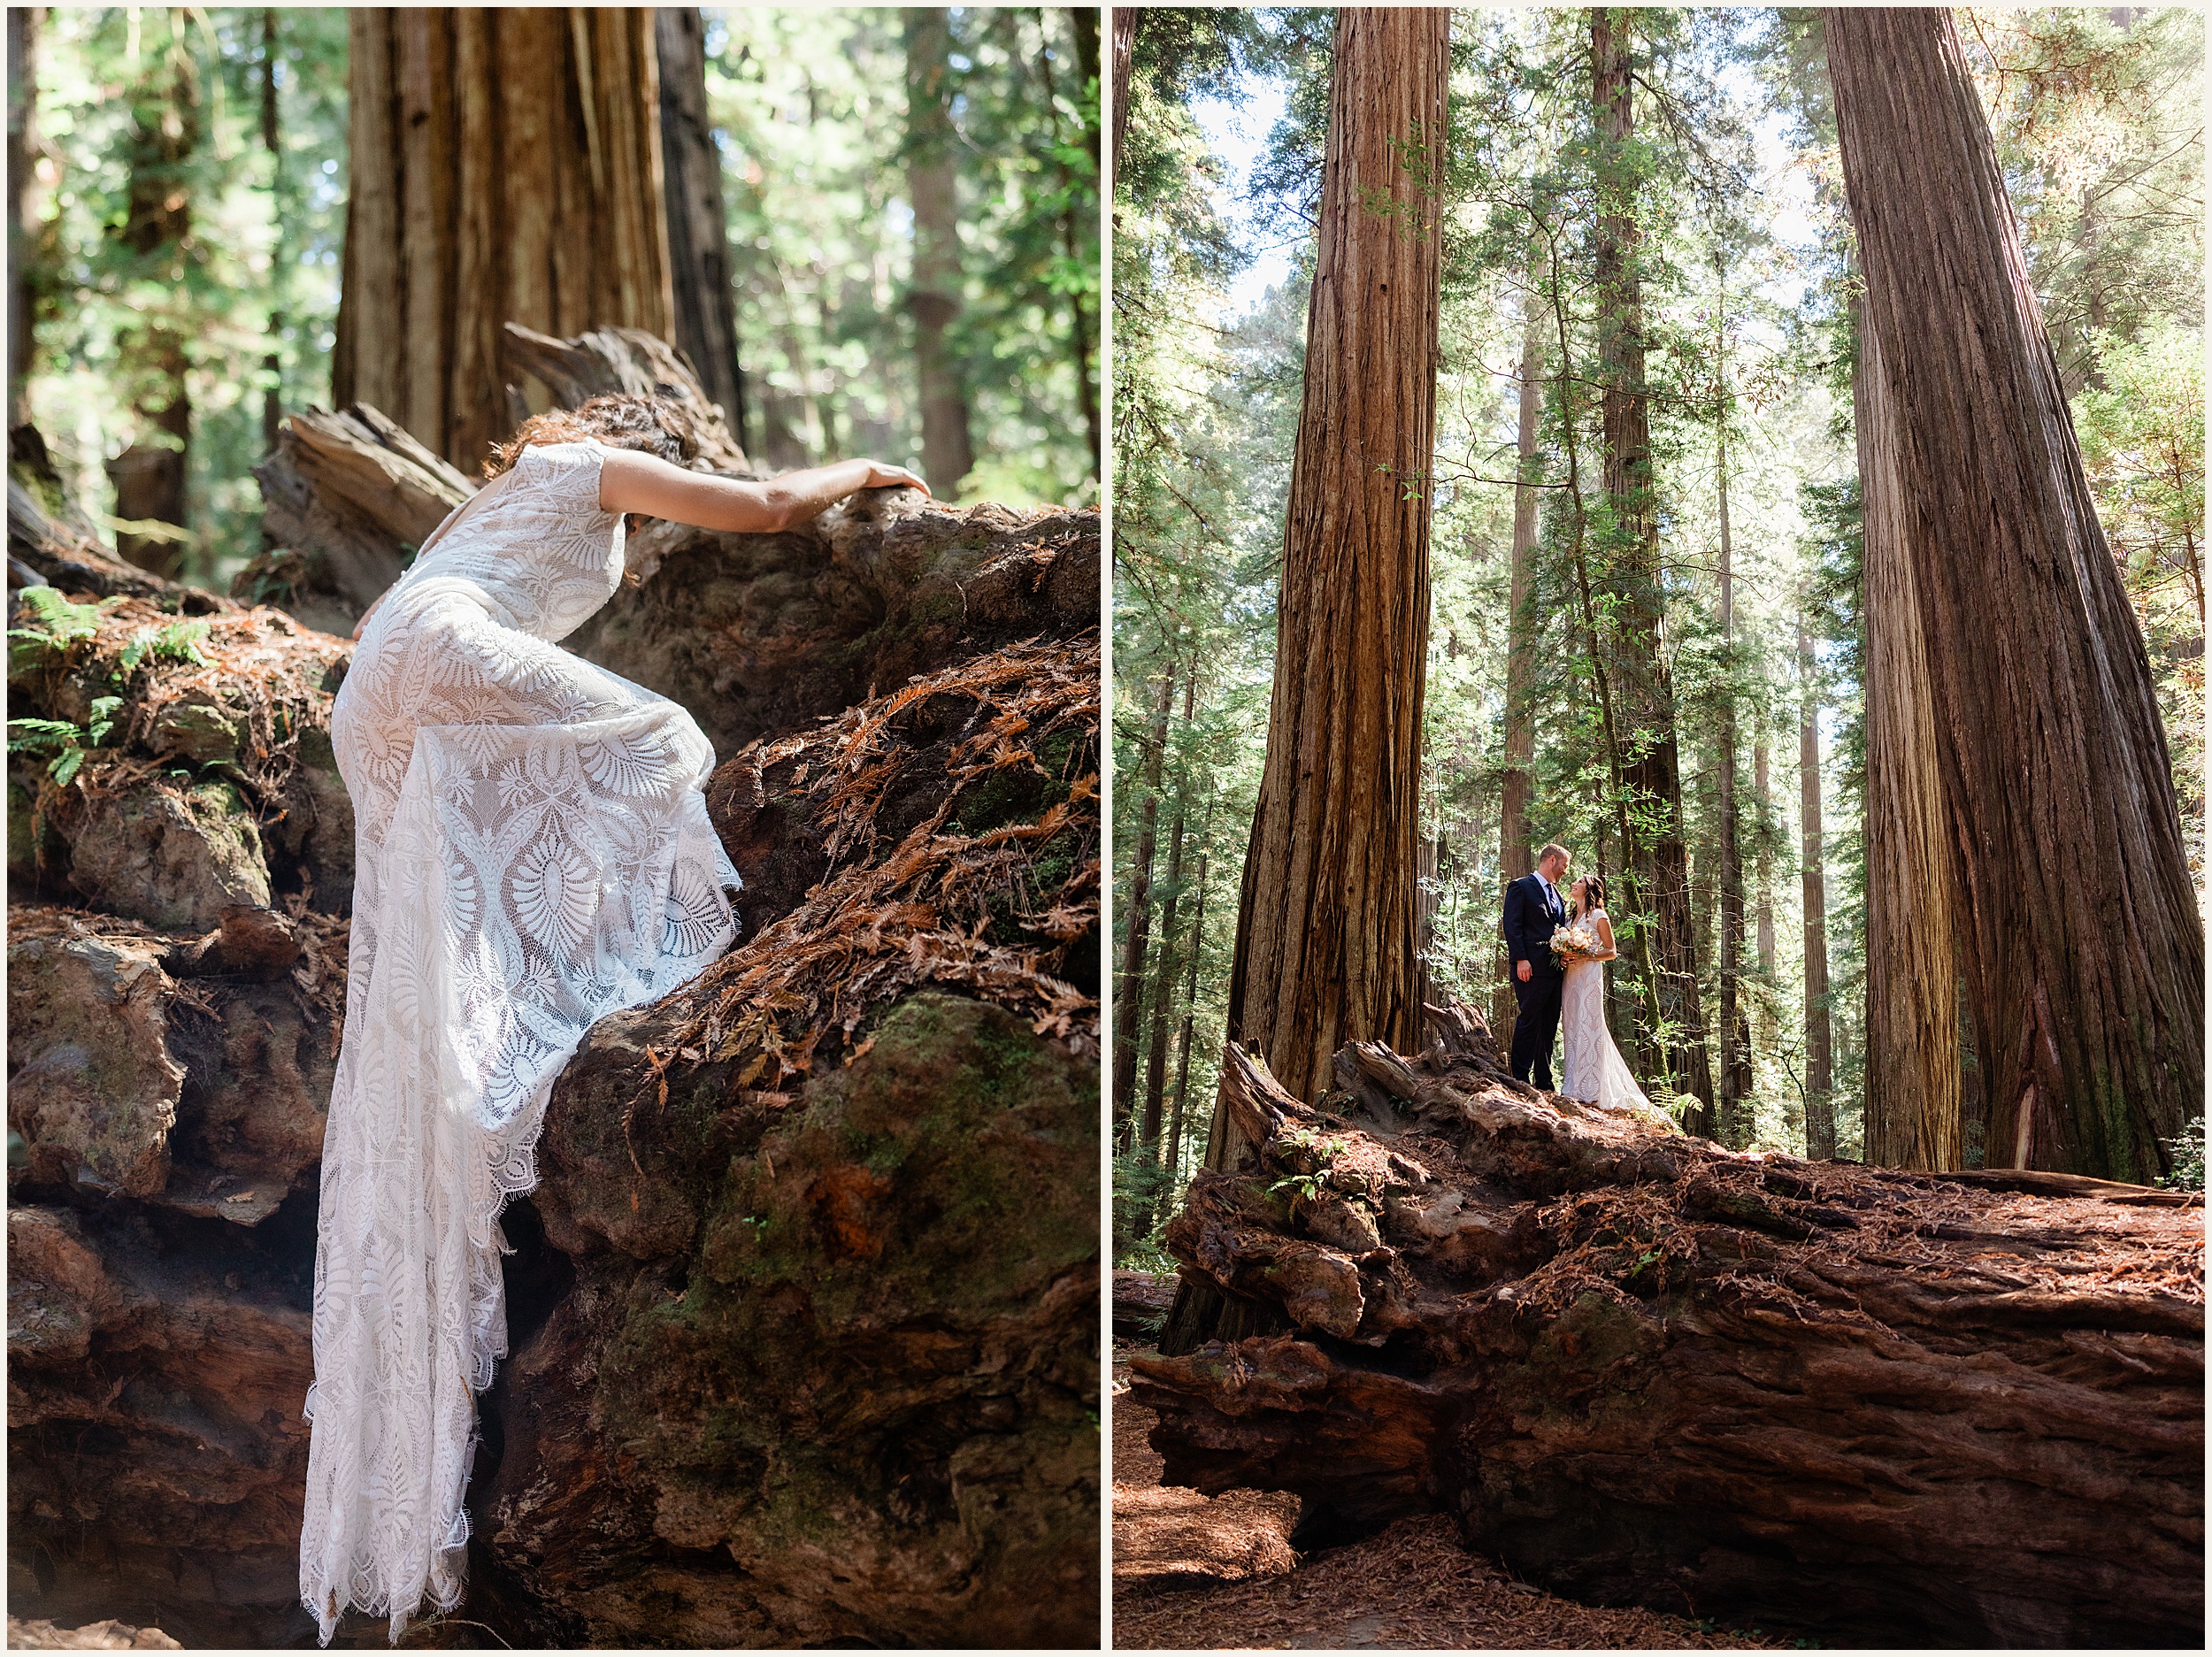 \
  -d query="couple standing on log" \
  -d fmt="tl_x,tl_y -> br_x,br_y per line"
1501,841 -> 1657,1115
